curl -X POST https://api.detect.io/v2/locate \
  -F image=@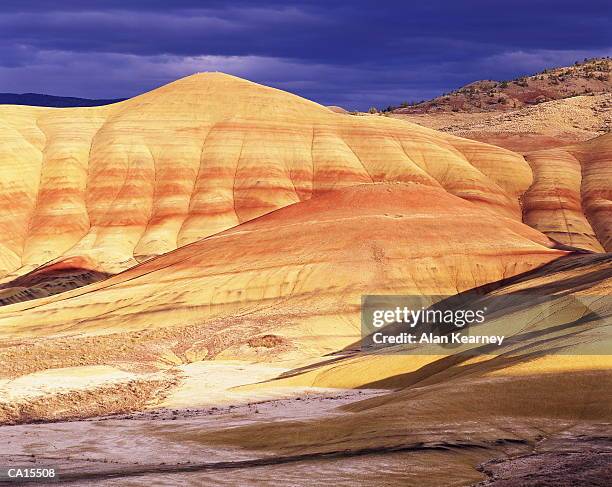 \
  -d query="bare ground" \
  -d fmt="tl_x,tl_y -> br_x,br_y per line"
0,393 -> 609,486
